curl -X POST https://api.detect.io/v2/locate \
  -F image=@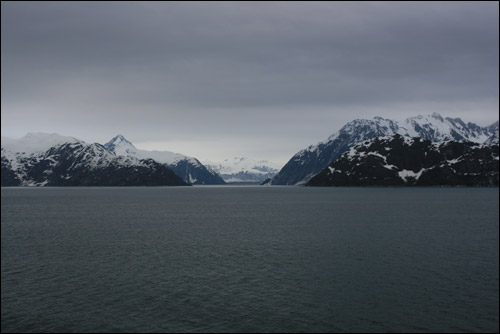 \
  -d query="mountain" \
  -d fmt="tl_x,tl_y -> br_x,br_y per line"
307,134 -> 499,187
485,121 -> 499,145
403,113 -> 493,142
268,117 -> 404,185
104,135 -> 225,185
204,157 -> 280,183
268,113 -> 499,185
1,133 -> 188,186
